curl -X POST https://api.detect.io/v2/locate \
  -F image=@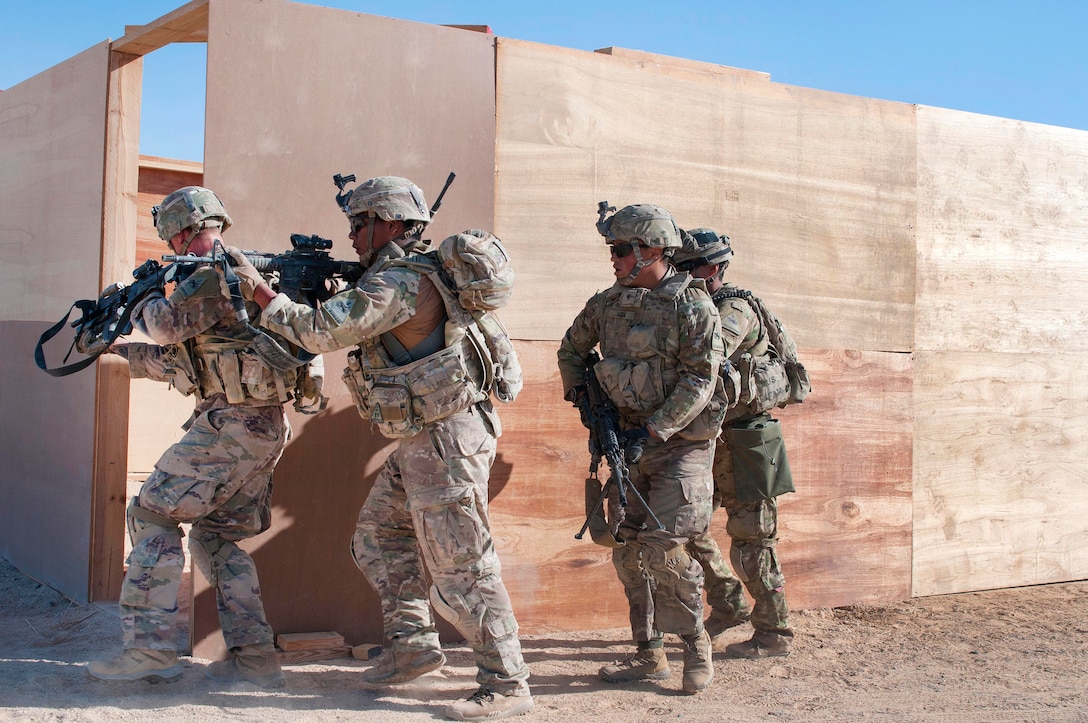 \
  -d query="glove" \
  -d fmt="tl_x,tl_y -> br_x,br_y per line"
568,386 -> 592,429
618,426 -> 650,464
223,246 -> 263,301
